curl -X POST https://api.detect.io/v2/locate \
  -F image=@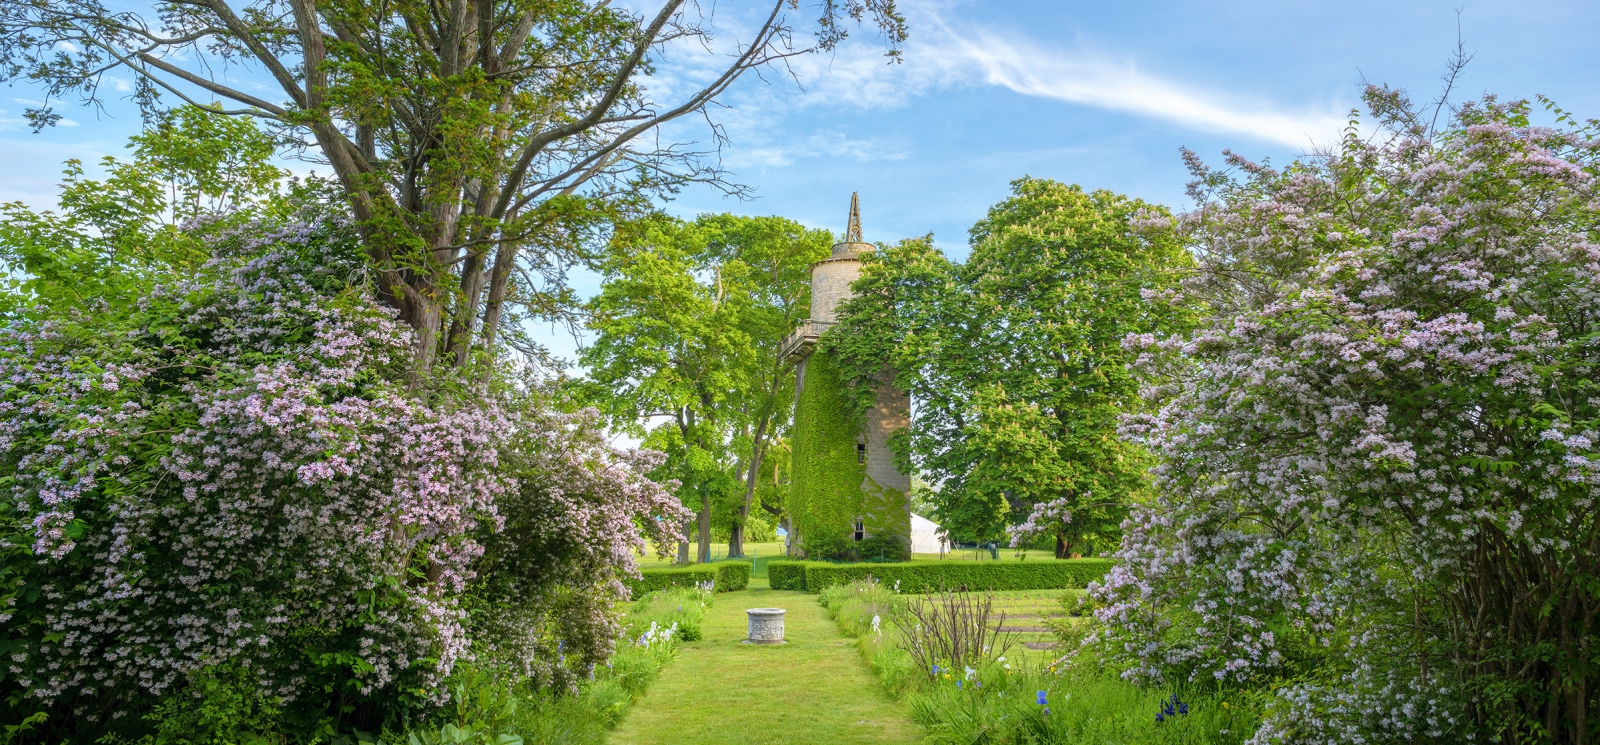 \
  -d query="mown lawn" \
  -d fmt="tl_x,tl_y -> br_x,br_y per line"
609,579 -> 922,745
